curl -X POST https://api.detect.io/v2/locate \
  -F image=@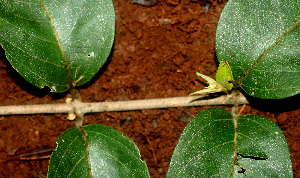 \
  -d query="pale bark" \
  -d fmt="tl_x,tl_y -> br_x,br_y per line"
0,91 -> 248,116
